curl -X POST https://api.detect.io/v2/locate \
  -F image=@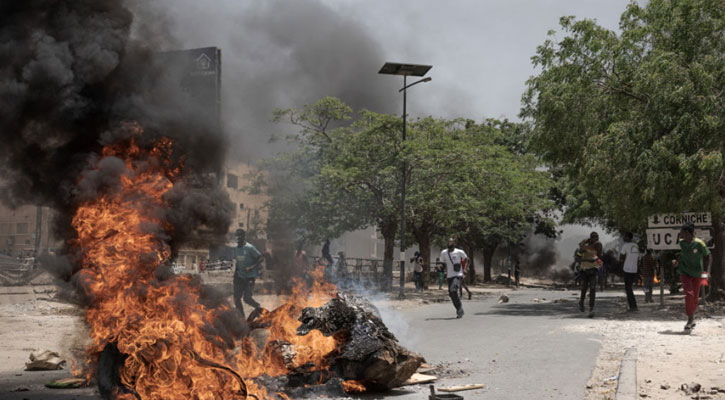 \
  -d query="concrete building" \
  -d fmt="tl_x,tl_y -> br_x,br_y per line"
174,162 -> 270,271
0,204 -> 58,258
223,162 -> 269,242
